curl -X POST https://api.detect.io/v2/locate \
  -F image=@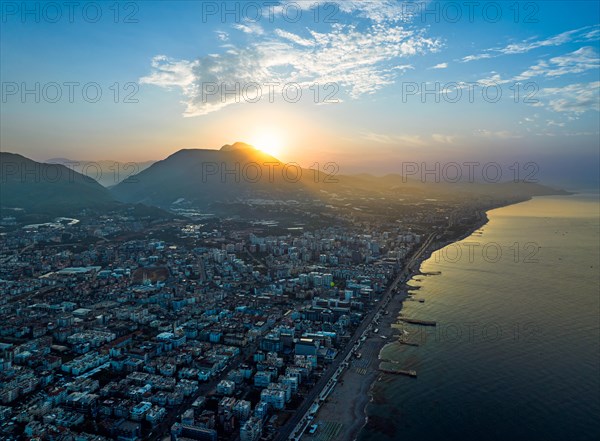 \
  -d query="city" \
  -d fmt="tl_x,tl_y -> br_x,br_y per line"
0,184 -> 506,440
1,1 -> 598,440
